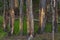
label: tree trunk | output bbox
[3,0,9,32]
[26,0,30,35]
[51,0,58,40]
[9,0,15,35]
[3,0,6,31]
[26,0,34,40]
[19,0,23,35]
[39,0,47,33]
[14,0,19,8]
[14,0,19,18]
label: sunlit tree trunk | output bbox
[9,0,15,35]
[19,0,23,35]
[26,0,34,40]
[51,0,58,40]
[39,0,47,33]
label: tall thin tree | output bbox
[3,0,9,32]
[3,0,6,31]
[9,0,15,35]
[19,0,23,35]
[39,0,47,33]
[51,0,58,40]
[26,0,34,40]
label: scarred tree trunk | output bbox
[39,0,47,33]
[14,0,19,18]
[19,0,23,35]
[26,0,34,40]
[9,0,15,35]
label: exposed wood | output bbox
[9,0,15,35]
[39,0,47,33]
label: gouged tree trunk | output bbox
[39,0,46,33]
[9,0,15,35]
[26,0,34,39]
[14,0,19,18]
[9,9,15,35]
[19,0,23,35]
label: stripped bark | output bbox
[9,0,15,35]
[39,0,47,33]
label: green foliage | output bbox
[14,19,20,35]
[0,2,3,7]
[34,21,38,33]
[45,22,52,32]
[33,0,39,3]
[23,16,27,35]
[0,16,3,27]
[34,8,39,13]
[0,16,60,38]
[0,16,7,40]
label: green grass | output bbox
[14,19,20,35]
[45,22,52,32]
[0,16,3,27]
[0,16,7,39]
[34,21,39,33]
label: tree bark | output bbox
[19,0,23,35]
[9,0,15,35]
[39,0,47,33]
[3,0,9,32]
[51,0,58,40]
[26,0,34,39]
[14,0,19,18]
[14,0,19,8]
[3,0,6,31]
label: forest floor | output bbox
[0,33,59,40]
